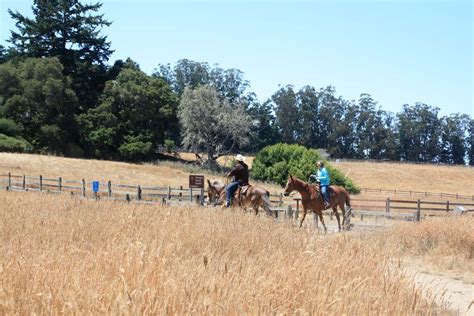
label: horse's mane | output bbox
[291,176,319,194]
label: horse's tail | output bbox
[345,191,351,208]
[262,190,272,215]
[344,189,354,217]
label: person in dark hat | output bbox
[225,154,249,207]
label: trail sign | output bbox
[92,181,99,192]
[189,175,204,189]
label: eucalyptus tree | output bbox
[297,85,320,148]
[272,85,299,144]
[154,59,251,105]
[397,103,441,162]
[439,114,471,164]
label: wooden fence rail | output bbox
[358,187,474,201]
[1,173,473,222]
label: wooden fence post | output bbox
[279,193,283,206]
[416,199,421,221]
[446,201,450,213]
[189,188,193,202]
[82,179,86,197]
[286,205,293,219]
[39,175,43,191]
[58,177,62,192]
[137,185,142,201]
[200,188,204,206]
[179,185,183,201]
[386,197,390,213]
[167,186,171,201]
[22,175,26,190]
[107,181,112,198]
[7,172,11,190]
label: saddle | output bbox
[237,184,251,207]
[308,183,333,201]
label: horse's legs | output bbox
[339,202,347,230]
[250,195,260,216]
[299,208,308,228]
[332,206,341,231]
[317,210,327,232]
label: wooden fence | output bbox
[1,173,472,222]
[358,187,474,201]
[0,172,292,214]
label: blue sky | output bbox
[1,0,472,117]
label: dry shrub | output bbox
[0,191,446,314]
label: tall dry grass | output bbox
[0,191,447,314]
[380,216,474,282]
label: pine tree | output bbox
[8,0,113,108]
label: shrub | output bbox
[118,135,153,161]
[0,118,20,137]
[252,143,360,193]
[0,133,32,153]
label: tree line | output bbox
[0,0,472,165]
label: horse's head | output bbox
[207,179,224,205]
[283,175,296,196]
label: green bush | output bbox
[0,133,32,153]
[0,118,20,137]
[164,139,176,154]
[118,135,153,161]
[252,143,360,194]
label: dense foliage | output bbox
[252,143,360,193]
[0,0,472,165]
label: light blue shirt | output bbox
[316,167,330,186]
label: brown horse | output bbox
[283,175,352,231]
[207,180,274,217]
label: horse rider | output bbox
[225,154,249,207]
[309,161,331,209]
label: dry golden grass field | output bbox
[1,190,472,314]
[1,153,473,314]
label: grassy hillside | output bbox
[335,160,474,196]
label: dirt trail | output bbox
[402,264,473,315]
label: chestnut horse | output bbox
[207,180,274,217]
[283,175,352,231]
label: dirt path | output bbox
[402,264,473,315]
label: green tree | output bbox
[0,57,79,154]
[7,0,113,109]
[247,100,280,152]
[154,59,251,105]
[77,67,178,161]
[297,85,320,148]
[397,103,441,162]
[440,114,470,164]
[178,85,252,168]
[272,85,299,144]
